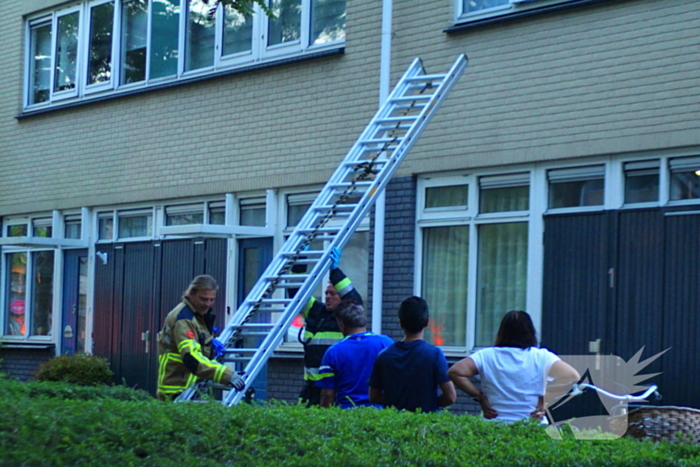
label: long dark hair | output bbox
[494,310,537,349]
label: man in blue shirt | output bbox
[369,296,456,412]
[317,301,393,408]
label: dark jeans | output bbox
[299,381,322,407]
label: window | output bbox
[624,160,659,204]
[98,213,114,240]
[479,173,529,213]
[32,218,53,238]
[28,20,52,105]
[120,0,148,84]
[87,1,115,88]
[286,192,315,228]
[475,222,528,346]
[457,0,577,23]
[64,215,83,239]
[25,0,345,109]
[548,165,605,209]
[3,250,55,338]
[165,204,205,225]
[208,201,226,225]
[54,9,81,96]
[98,209,153,240]
[418,173,532,349]
[669,156,700,201]
[425,184,468,209]
[422,225,469,346]
[240,198,266,227]
[118,210,153,238]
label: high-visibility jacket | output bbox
[299,268,362,382]
[156,298,233,399]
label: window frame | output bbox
[23,0,346,110]
[416,170,536,353]
[455,0,579,25]
[1,218,60,342]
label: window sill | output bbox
[445,0,611,33]
[0,342,55,349]
[17,47,344,120]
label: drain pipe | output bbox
[371,0,392,334]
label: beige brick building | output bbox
[2,0,699,411]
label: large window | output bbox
[457,0,578,23]
[418,174,531,349]
[25,0,345,108]
[3,250,55,339]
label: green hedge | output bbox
[1,378,699,467]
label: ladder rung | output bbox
[245,298,292,308]
[342,159,389,166]
[391,95,432,102]
[224,348,258,353]
[297,227,340,234]
[330,182,373,189]
[240,331,273,337]
[377,124,413,130]
[282,250,324,257]
[266,274,310,281]
[376,116,418,124]
[403,74,445,83]
[359,137,402,145]
[314,204,358,211]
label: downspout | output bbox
[372,0,392,334]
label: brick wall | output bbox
[0,348,54,381]
[380,176,416,340]
[267,356,305,404]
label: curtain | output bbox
[476,222,528,346]
[422,225,469,346]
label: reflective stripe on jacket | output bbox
[300,268,362,381]
[156,299,233,398]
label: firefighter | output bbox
[297,247,362,406]
[156,275,244,401]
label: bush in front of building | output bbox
[0,373,151,402]
[1,381,699,467]
[34,352,114,386]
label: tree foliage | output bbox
[204,0,274,18]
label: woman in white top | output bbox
[448,310,580,423]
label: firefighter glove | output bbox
[229,373,245,391]
[329,247,341,269]
[211,338,226,360]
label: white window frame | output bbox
[416,168,540,353]
[51,5,84,101]
[456,0,577,24]
[24,0,345,109]
[668,155,700,206]
[84,0,118,95]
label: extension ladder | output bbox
[176,54,468,406]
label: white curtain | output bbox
[476,222,528,346]
[422,225,469,346]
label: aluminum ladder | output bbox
[176,54,468,406]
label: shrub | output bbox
[0,375,152,402]
[34,353,114,386]
[0,389,699,467]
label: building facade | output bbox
[1,0,699,410]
